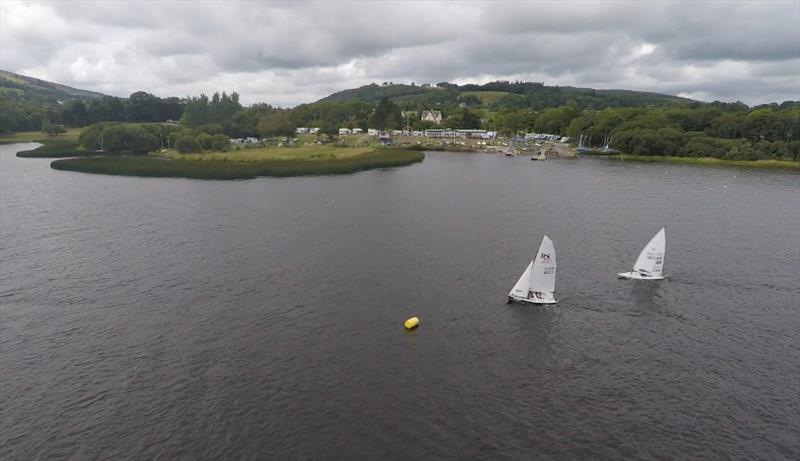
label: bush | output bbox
[210,134,230,151]
[175,135,202,153]
[79,122,116,150]
[197,132,213,150]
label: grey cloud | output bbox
[1,0,798,106]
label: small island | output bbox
[5,121,423,180]
[50,145,424,180]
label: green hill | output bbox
[318,81,695,110]
[0,69,106,105]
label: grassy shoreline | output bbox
[598,154,800,170]
[50,149,424,180]
[0,128,92,158]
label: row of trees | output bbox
[0,91,183,134]
[78,122,233,154]
[79,123,170,153]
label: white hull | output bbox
[617,271,665,280]
[507,293,557,305]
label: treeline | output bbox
[561,104,800,160]
[0,91,183,134]
[78,122,231,154]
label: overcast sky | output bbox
[2,1,798,106]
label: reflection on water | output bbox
[628,280,664,309]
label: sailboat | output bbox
[618,228,666,280]
[507,236,557,304]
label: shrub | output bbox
[210,134,230,151]
[197,132,214,150]
[175,135,202,153]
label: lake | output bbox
[1,144,798,460]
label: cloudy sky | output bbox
[1,1,798,106]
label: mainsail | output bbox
[529,235,556,294]
[632,228,666,276]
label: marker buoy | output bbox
[404,317,420,330]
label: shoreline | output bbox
[1,128,90,158]
[596,154,800,171]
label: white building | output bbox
[339,128,351,135]
[421,110,443,125]
[425,129,464,138]
[352,128,363,134]
[367,128,379,136]
[309,127,320,134]
[295,127,309,134]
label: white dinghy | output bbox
[618,227,666,280]
[508,236,557,304]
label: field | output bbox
[51,148,424,180]
[170,145,375,162]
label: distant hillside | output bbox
[318,81,696,111]
[0,69,106,105]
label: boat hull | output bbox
[617,271,665,280]
[507,294,557,305]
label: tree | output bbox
[446,108,482,129]
[369,98,402,129]
[126,91,160,122]
[175,135,202,153]
[62,100,88,127]
[257,110,294,137]
[41,120,66,136]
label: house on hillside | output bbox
[296,127,309,134]
[421,110,443,125]
[352,128,363,134]
[368,128,379,136]
[339,128,351,135]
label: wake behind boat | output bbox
[508,235,557,304]
[618,227,666,280]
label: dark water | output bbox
[1,144,798,460]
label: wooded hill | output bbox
[318,81,694,111]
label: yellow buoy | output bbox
[404,317,420,330]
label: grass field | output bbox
[0,127,82,144]
[605,154,800,170]
[51,148,424,180]
[169,145,375,162]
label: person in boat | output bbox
[528,290,542,299]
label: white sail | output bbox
[632,228,666,276]
[509,261,533,298]
[529,235,557,293]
